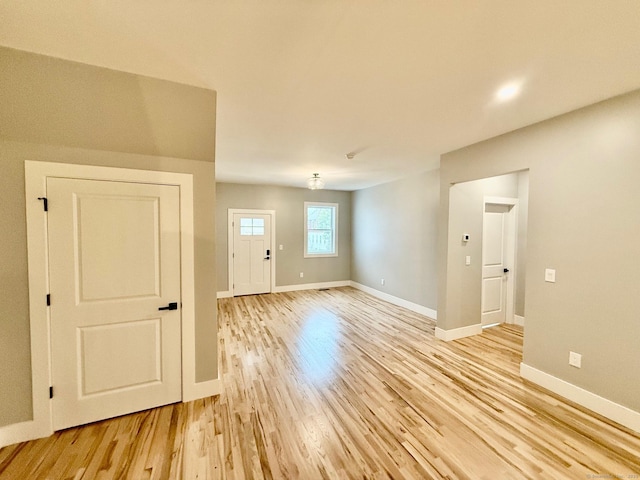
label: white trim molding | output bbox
[520,363,640,434]
[274,280,351,293]
[217,291,233,299]
[482,196,518,328]
[0,420,50,450]
[183,379,222,403]
[350,282,437,320]
[435,323,483,341]
[513,315,525,327]
[20,160,205,448]
[304,202,339,258]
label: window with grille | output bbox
[239,217,265,236]
[304,202,338,257]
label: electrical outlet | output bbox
[299,272,304,278]
[569,351,582,368]
[381,278,385,286]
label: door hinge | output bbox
[46,294,51,306]
[37,197,48,212]
[49,386,53,399]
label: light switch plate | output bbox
[569,351,582,368]
[545,268,556,283]
[465,256,471,266]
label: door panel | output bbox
[482,277,503,314]
[250,239,267,283]
[79,319,162,395]
[76,194,160,301]
[48,178,182,431]
[482,213,505,266]
[233,213,271,296]
[481,204,510,326]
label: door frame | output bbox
[23,161,197,442]
[227,208,276,296]
[482,196,518,326]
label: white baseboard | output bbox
[183,378,221,403]
[434,323,482,341]
[221,281,351,298]
[273,280,351,293]
[513,315,525,326]
[520,363,640,434]
[0,378,222,449]
[349,282,437,320]
[0,419,52,449]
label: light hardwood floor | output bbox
[1,287,639,479]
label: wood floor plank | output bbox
[1,286,639,479]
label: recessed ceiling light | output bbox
[495,82,521,102]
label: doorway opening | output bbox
[447,170,529,332]
[482,198,517,328]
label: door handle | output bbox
[264,249,270,260]
[503,268,510,273]
[158,302,178,311]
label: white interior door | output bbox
[233,213,271,296]
[47,178,182,431]
[481,203,515,327]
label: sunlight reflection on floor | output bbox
[296,310,339,385]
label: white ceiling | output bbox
[2,1,640,190]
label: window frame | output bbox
[304,202,339,258]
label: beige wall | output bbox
[0,47,217,428]
[216,183,351,290]
[351,170,440,310]
[439,89,640,411]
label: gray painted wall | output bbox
[351,170,440,311]
[447,172,528,320]
[438,89,640,411]
[0,47,218,428]
[216,183,351,291]
[516,171,529,316]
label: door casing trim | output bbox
[22,160,198,444]
[482,196,518,325]
[227,208,276,296]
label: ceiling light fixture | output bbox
[307,173,325,190]
[495,82,522,102]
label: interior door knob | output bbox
[503,268,510,273]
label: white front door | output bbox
[233,213,271,296]
[47,178,182,431]
[481,203,515,327]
